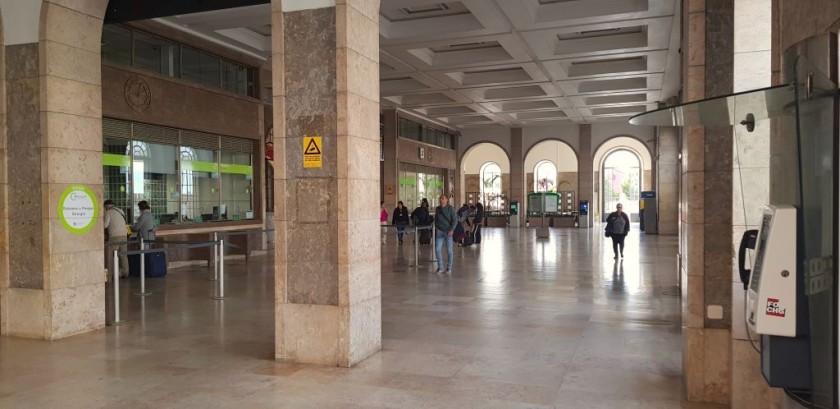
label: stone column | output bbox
[272,0,382,367]
[0,1,107,339]
[509,128,524,226]
[656,126,679,235]
[577,124,593,228]
[381,109,398,205]
[681,0,734,404]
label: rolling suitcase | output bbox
[128,251,168,278]
[419,228,431,245]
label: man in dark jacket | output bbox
[392,201,410,245]
[434,194,457,274]
[605,203,631,259]
[473,202,485,246]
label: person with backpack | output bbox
[473,202,485,246]
[103,200,129,278]
[411,198,432,245]
[434,194,457,274]
[605,203,631,259]
[392,201,410,245]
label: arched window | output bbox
[602,149,641,218]
[480,162,502,211]
[534,160,557,192]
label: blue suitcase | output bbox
[128,251,168,277]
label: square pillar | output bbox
[577,125,593,228]
[509,128,524,226]
[272,0,382,367]
[1,1,107,340]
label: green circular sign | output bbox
[58,185,98,234]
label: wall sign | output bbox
[58,185,98,234]
[303,136,322,168]
[419,147,425,160]
[124,76,152,112]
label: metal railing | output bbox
[106,236,227,326]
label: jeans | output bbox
[611,234,626,256]
[381,221,387,243]
[396,223,406,242]
[474,224,482,244]
[435,229,454,270]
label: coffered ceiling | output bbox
[155,0,681,129]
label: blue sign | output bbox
[641,191,656,199]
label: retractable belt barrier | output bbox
[107,236,227,327]
[381,224,437,267]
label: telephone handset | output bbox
[738,229,759,290]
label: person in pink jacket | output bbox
[380,201,388,245]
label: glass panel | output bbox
[794,56,837,408]
[131,142,178,225]
[629,84,794,127]
[602,151,641,218]
[133,31,180,77]
[247,67,257,97]
[220,151,253,221]
[180,147,219,223]
[182,47,221,88]
[221,60,248,95]
[101,25,132,66]
[103,137,131,218]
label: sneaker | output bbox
[435,269,444,274]
[445,269,452,274]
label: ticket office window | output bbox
[102,120,256,225]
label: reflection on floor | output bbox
[0,227,727,408]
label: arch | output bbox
[460,142,511,207]
[591,136,652,222]
[523,138,579,162]
[460,140,511,164]
[522,139,579,215]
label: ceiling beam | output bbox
[105,0,270,23]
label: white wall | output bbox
[522,124,580,155]
[593,136,653,171]
[458,127,513,159]
[462,143,510,173]
[591,123,656,157]
[524,140,578,173]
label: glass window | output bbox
[180,147,219,223]
[601,150,641,217]
[133,31,180,77]
[222,60,251,95]
[220,151,254,221]
[480,162,503,211]
[103,137,132,218]
[534,160,558,193]
[182,47,221,88]
[102,25,132,66]
[132,142,178,224]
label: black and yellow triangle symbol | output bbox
[304,138,321,155]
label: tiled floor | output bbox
[0,226,727,408]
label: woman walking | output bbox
[392,201,410,245]
[605,203,631,259]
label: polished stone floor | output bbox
[0,227,726,408]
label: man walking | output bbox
[434,194,457,274]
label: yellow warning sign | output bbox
[303,136,322,168]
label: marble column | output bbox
[272,0,382,367]
[656,126,679,235]
[0,1,107,339]
[509,128,524,226]
[577,125,593,228]
[681,0,734,404]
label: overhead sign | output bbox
[303,136,322,169]
[58,185,98,234]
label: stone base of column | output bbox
[276,297,381,367]
[0,284,105,340]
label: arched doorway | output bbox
[524,140,578,215]
[601,149,642,219]
[592,136,653,222]
[460,143,510,209]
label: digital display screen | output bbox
[749,213,774,292]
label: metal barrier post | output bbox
[414,227,419,267]
[209,232,219,281]
[432,224,437,263]
[134,238,151,296]
[108,250,127,326]
[211,239,229,300]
